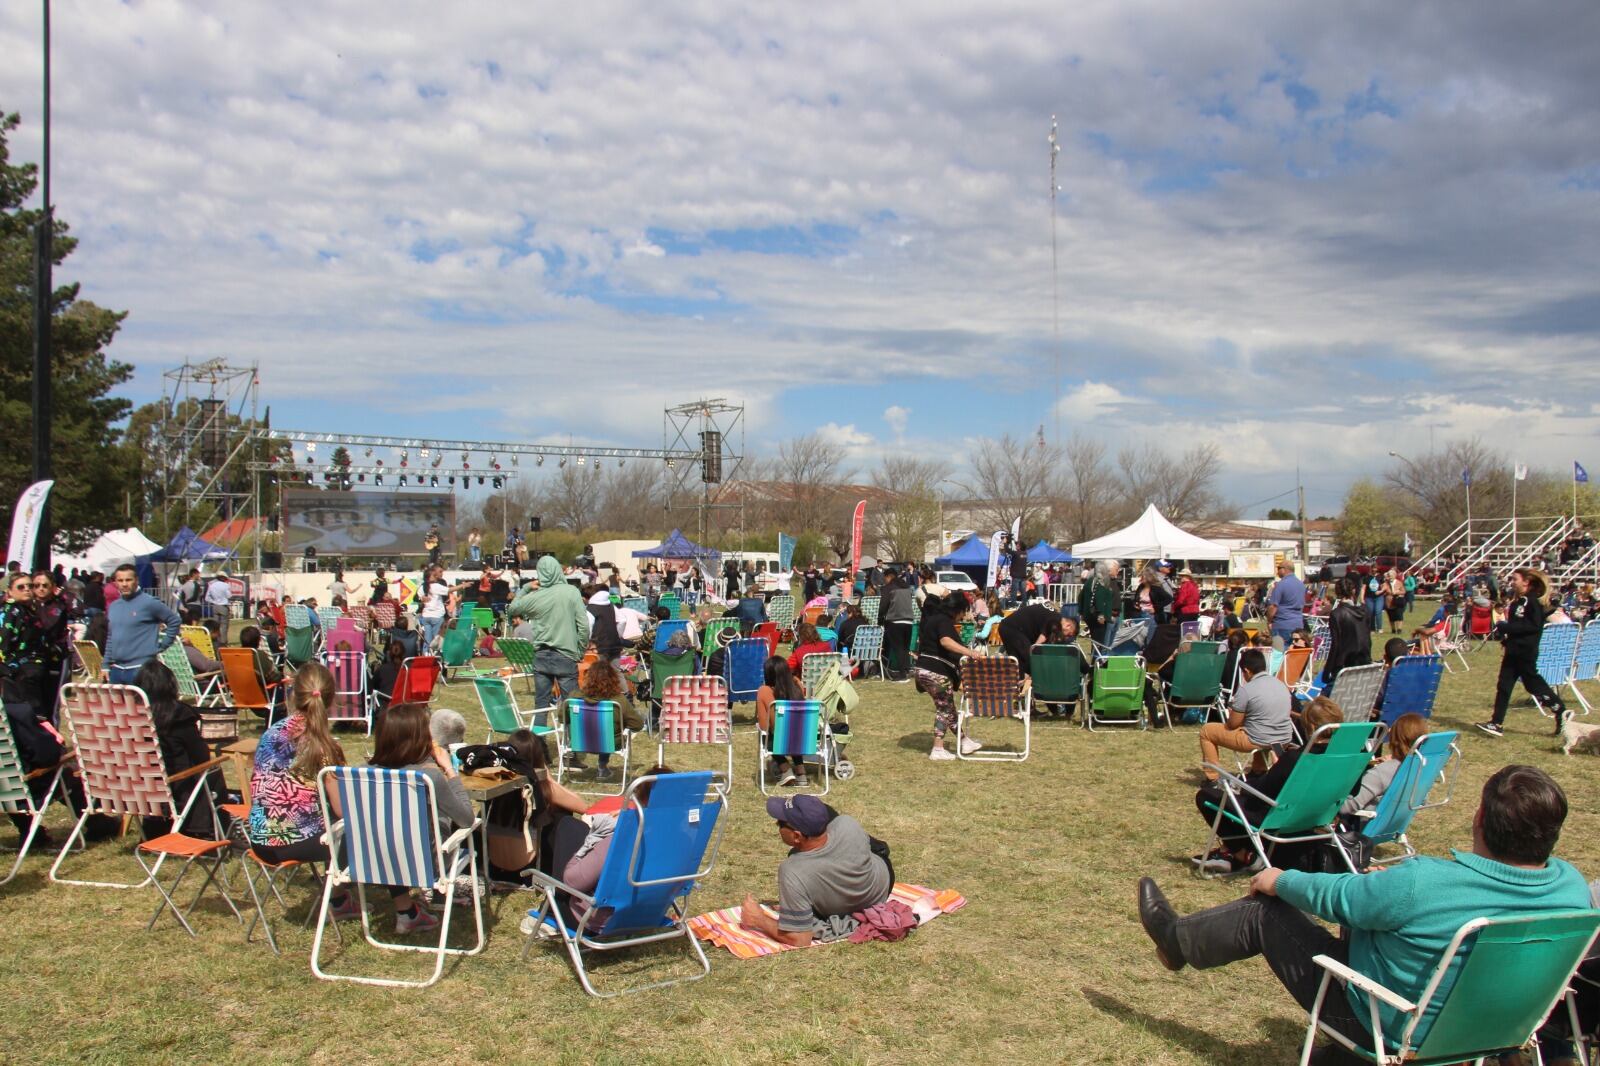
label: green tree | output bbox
[0,112,134,549]
[1266,507,1295,521]
[1337,479,1407,556]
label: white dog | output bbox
[1559,714,1600,755]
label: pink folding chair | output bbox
[656,676,734,787]
[326,649,375,734]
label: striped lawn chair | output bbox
[472,676,558,746]
[801,652,850,699]
[767,594,796,639]
[321,605,344,627]
[561,699,632,795]
[1431,612,1472,673]
[759,700,829,796]
[326,649,374,734]
[180,625,218,663]
[1377,655,1446,726]
[957,655,1030,761]
[859,595,880,625]
[325,622,366,658]
[74,639,105,681]
[723,637,766,705]
[370,601,398,629]
[1535,622,1583,717]
[658,593,680,617]
[158,641,225,708]
[1572,620,1600,714]
[311,766,484,989]
[497,636,538,696]
[700,618,741,657]
[345,605,375,632]
[652,619,692,653]
[0,706,73,885]
[622,596,648,614]
[521,771,727,997]
[849,625,885,681]
[52,684,238,936]
[1326,663,1386,724]
[283,603,314,631]
[656,676,734,786]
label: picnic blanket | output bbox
[688,883,967,959]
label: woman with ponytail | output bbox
[247,663,421,928]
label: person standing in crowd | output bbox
[880,569,915,682]
[1139,564,1174,625]
[1384,568,1408,634]
[1402,568,1417,614]
[1364,569,1386,633]
[1478,568,1570,738]
[1010,541,1030,606]
[1265,559,1306,646]
[369,567,390,605]
[204,571,233,624]
[424,525,442,567]
[1171,567,1201,623]
[1078,560,1121,648]
[1320,577,1371,687]
[0,571,48,714]
[326,569,348,605]
[417,565,450,652]
[916,589,982,761]
[507,555,590,711]
[104,564,183,685]
[585,586,625,666]
[176,568,204,614]
[30,571,80,718]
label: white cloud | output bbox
[883,405,910,442]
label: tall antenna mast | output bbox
[1048,115,1062,446]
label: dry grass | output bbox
[2,605,1596,1064]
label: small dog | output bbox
[1559,713,1600,755]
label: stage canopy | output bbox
[631,529,721,560]
[1070,504,1229,561]
[1029,539,1073,564]
[934,536,992,567]
[146,526,237,564]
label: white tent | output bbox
[58,528,165,573]
[1071,504,1230,561]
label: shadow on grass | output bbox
[1081,987,1305,1065]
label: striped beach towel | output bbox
[689,883,967,960]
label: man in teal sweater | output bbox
[1138,765,1589,1062]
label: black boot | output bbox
[1137,878,1186,971]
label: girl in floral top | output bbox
[248,663,420,928]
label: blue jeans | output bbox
[469,546,481,562]
[419,614,444,651]
[1366,597,1384,629]
[107,665,144,685]
[533,648,579,712]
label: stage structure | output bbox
[664,398,746,549]
[160,358,261,549]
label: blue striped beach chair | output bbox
[1571,620,1600,713]
[1376,654,1445,726]
[311,766,484,988]
[561,699,632,796]
[1536,621,1583,717]
[759,700,829,796]
[722,637,766,705]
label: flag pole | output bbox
[1511,462,1517,539]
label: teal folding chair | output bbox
[438,621,481,683]
[1346,731,1460,869]
[1031,644,1087,715]
[472,676,558,746]
[1158,642,1225,724]
[498,637,538,695]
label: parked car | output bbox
[1320,556,1353,579]
[935,570,979,593]
[1371,555,1414,575]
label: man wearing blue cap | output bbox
[739,794,892,946]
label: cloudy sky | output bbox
[3,0,1597,515]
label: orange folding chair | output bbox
[220,648,289,725]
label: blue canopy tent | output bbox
[631,529,721,561]
[145,526,236,564]
[933,536,991,568]
[1029,539,1073,564]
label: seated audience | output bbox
[786,623,835,674]
[1340,712,1429,819]
[739,794,892,946]
[571,661,644,783]
[758,656,812,786]
[481,729,588,884]
[134,660,230,839]
[239,625,288,717]
[1198,648,1294,782]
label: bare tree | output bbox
[1115,442,1227,526]
[871,456,951,562]
[541,461,604,533]
[1057,433,1119,543]
[1384,437,1511,543]
[768,433,851,535]
[595,461,668,534]
[962,433,1062,541]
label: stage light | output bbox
[492,476,503,489]
[357,473,366,483]
[461,451,469,464]
[577,456,585,466]
[433,456,443,468]
[364,448,373,458]
[269,474,278,485]
[400,450,409,468]
[665,459,676,469]
[448,476,456,486]
[430,475,438,487]
[618,459,625,468]
[375,474,384,486]
[306,442,317,453]
[477,476,485,486]
[510,455,518,467]
[419,448,431,459]
[399,475,408,487]
[558,458,567,468]
[534,454,543,466]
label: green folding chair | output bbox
[652,650,698,702]
[472,676,558,746]
[284,626,318,669]
[1030,644,1086,715]
[498,637,537,695]
[471,607,496,634]
[1086,655,1146,730]
[701,618,741,657]
[1158,642,1226,725]
[659,593,680,616]
[439,622,481,683]
[1198,721,1380,880]
[1301,909,1600,1065]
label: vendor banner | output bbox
[849,501,867,578]
[7,480,53,568]
[985,530,1005,589]
[778,532,796,572]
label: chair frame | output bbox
[800,652,850,699]
[1158,643,1226,724]
[1346,731,1461,870]
[1376,654,1446,725]
[956,654,1031,761]
[325,647,376,735]
[1326,663,1387,724]
[219,646,287,726]
[722,637,767,704]
[0,709,73,886]
[471,675,557,745]
[559,699,633,796]
[849,624,886,681]
[1030,643,1088,714]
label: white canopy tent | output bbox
[55,528,165,574]
[1071,504,1230,561]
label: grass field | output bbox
[3,604,1597,1064]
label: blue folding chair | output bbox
[622,596,648,614]
[1572,620,1600,714]
[1376,655,1445,725]
[1347,730,1460,869]
[310,766,485,989]
[521,771,728,998]
[653,619,691,653]
[722,637,766,705]
[1536,621,1583,717]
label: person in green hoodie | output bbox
[1137,764,1589,1063]
[506,555,591,711]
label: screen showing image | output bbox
[281,488,455,556]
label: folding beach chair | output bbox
[723,637,766,705]
[1571,620,1600,714]
[1376,654,1445,725]
[859,595,880,625]
[750,622,780,658]
[1299,910,1600,1066]
[325,649,374,734]
[239,845,323,956]
[1535,621,1583,717]
[1158,643,1226,724]
[658,593,680,617]
[284,623,319,670]
[759,700,829,796]
[656,676,734,786]
[800,604,827,629]
[1346,730,1460,870]
[51,684,239,935]
[560,699,632,795]
[387,656,441,709]
[650,649,698,707]
[521,771,727,998]
[622,596,648,614]
[1197,721,1380,880]
[370,601,397,629]
[1466,601,1495,649]
[497,636,538,695]
[957,655,1030,761]
[472,675,557,744]
[325,621,366,658]
[1325,663,1386,723]
[180,625,217,663]
[73,639,105,682]
[801,652,850,699]
[219,647,287,725]
[700,618,741,657]
[767,594,796,639]
[158,641,225,708]
[652,619,692,653]
[1430,612,1472,673]
[1031,644,1087,715]
[310,766,485,989]
[1086,654,1147,731]
[849,624,885,681]
[0,706,73,886]
[1276,645,1315,695]
[345,605,374,632]
[470,607,496,634]
[438,620,481,682]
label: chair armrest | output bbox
[1203,763,1278,807]
[439,820,481,855]
[522,865,596,908]
[167,754,231,784]
[1313,954,1416,1013]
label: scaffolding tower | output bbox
[663,398,746,549]
[160,359,261,557]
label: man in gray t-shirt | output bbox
[1198,649,1294,782]
[739,794,891,946]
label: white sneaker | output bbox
[929,745,957,761]
[960,735,983,755]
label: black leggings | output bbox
[1491,648,1566,724]
[252,838,407,899]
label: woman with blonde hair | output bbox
[1341,713,1429,816]
[1478,567,1569,738]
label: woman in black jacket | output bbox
[1320,577,1371,686]
[1478,568,1569,738]
[134,660,231,839]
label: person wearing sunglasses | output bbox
[29,571,81,720]
[1,572,48,715]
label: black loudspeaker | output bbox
[530,516,542,533]
[459,559,483,572]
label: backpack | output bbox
[811,661,860,720]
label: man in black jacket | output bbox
[1477,567,1569,738]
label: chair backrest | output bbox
[701,618,741,657]
[769,700,823,757]
[564,699,621,756]
[60,684,175,818]
[473,676,523,735]
[471,608,496,631]
[180,625,216,662]
[723,638,766,703]
[346,605,374,631]
[659,593,680,615]
[1030,644,1084,703]
[284,625,318,667]
[850,625,884,663]
[396,656,440,704]
[1536,621,1582,687]
[371,601,397,629]
[959,655,1022,718]
[658,676,732,745]
[1468,603,1495,635]
[219,647,272,708]
[767,595,795,632]
[1360,731,1459,845]
[1327,663,1387,723]
[590,772,725,935]
[283,603,313,631]
[1378,655,1445,725]
[1168,647,1226,703]
[1275,645,1313,688]
[751,622,780,658]
[322,605,344,625]
[1577,620,1600,682]
[621,596,648,614]
[498,637,537,674]
[651,649,698,699]
[1092,655,1146,715]
[801,653,849,698]
[800,605,826,627]
[74,639,104,680]
[325,649,369,722]
[0,709,34,815]
[652,619,691,653]
[1258,722,1382,833]
[1409,911,1600,1061]
[439,623,477,667]
[325,625,365,658]
[859,595,880,624]
[321,766,442,890]
[157,642,206,702]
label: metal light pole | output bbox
[31,0,54,570]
